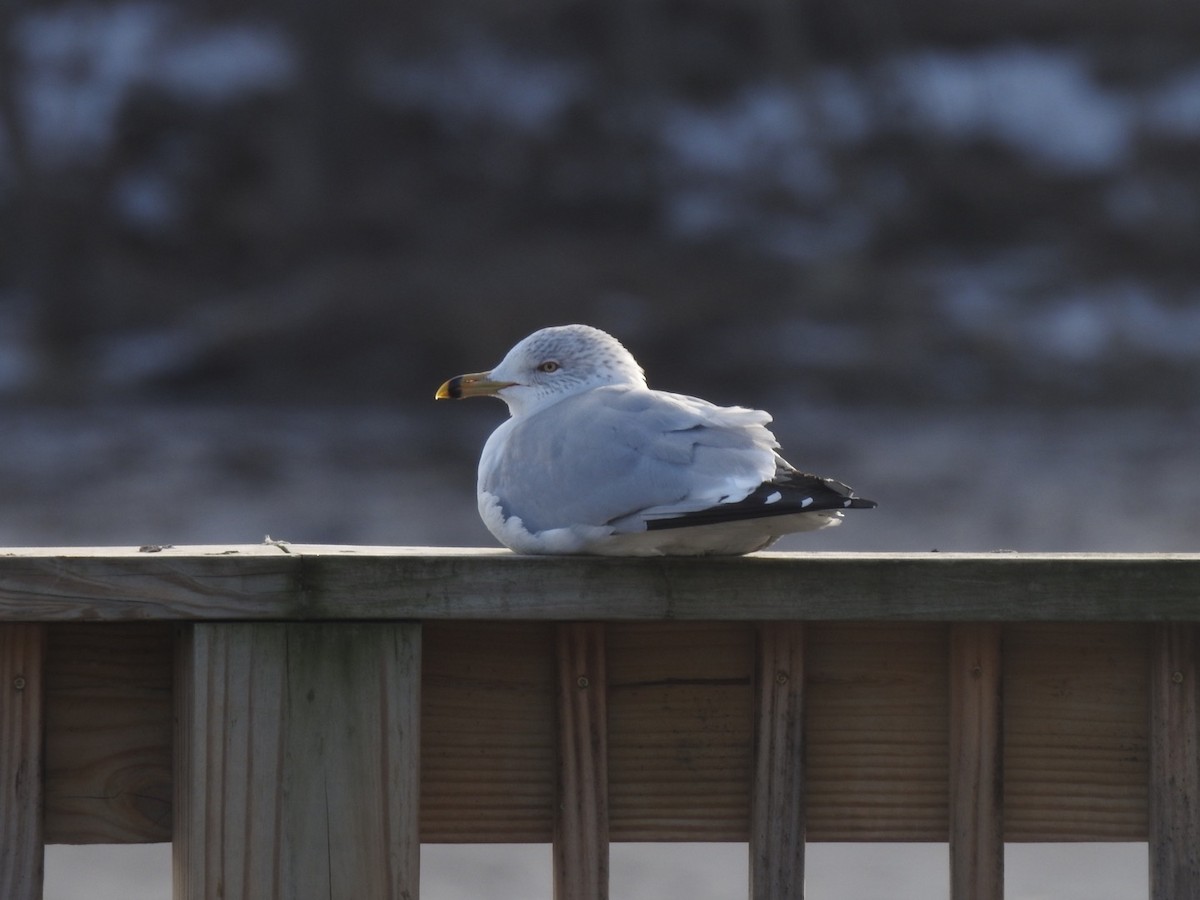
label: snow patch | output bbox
[110,167,181,230]
[367,34,587,136]
[938,263,1200,364]
[154,23,293,105]
[658,86,831,187]
[1027,286,1200,363]
[883,46,1134,172]
[1145,64,1200,137]
[655,83,867,256]
[95,328,208,386]
[13,1,295,167]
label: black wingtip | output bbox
[644,474,876,531]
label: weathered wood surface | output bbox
[39,619,1161,846]
[173,622,421,900]
[949,624,1003,900]
[0,623,45,900]
[1004,623,1148,840]
[1149,623,1200,900]
[805,624,949,840]
[421,622,556,842]
[44,623,173,843]
[14,549,1199,900]
[750,624,806,900]
[555,624,609,900]
[607,623,753,840]
[1,547,1199,621]
[36,620,1163,847]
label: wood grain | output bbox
[750,624,806,900]
[173,622,421,900]
[1004,623,1148,840]
[1149,623,1200,900]
[0,623,45,900]
[555,624,609,900]
[607,623,754,841]
[44,623,173,843]
[949,624,1002,900]
[0,547,1198,622]
[34,617,1183,847]
[17,549,1200,900]
[806,623,950,841]
[421,622,557,842]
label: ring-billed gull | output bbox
[436,324,875,555]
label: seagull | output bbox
[436,324,875,555]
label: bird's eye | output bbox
[537,360,560,373]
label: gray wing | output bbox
[479,385,781,535]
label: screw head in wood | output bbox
[1173,671,1185,684]
[577,675,589,689]
[12,675,26,691]
[775,671,789,686]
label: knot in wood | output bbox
[775,670,789,686]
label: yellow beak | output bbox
[435,371,516,400]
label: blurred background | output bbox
[3,0,1196,895]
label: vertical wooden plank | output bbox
[0,624,45,900]
[1004,623,1148,840]
[607,623,754,841]
[949,623,1003,900]
[421,622,557,843]
[1149,623,1200,900]
[174,622,421,900]
[44,623,174,843]
[282,623,421,898]
[555,623,608,900]
[173,623,283,897]
[750,623,805,900]
[805,623,949,841]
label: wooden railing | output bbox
[2,547,1199,899]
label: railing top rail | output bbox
[0,546,1197,623]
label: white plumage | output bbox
[436,324,875,556]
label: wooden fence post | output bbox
[174,622,422,900]
[1150,622,1200,900]
[555,623,609,900]
[949,623,1003,900]
[0,624,45,900]
[751,623,806,900]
